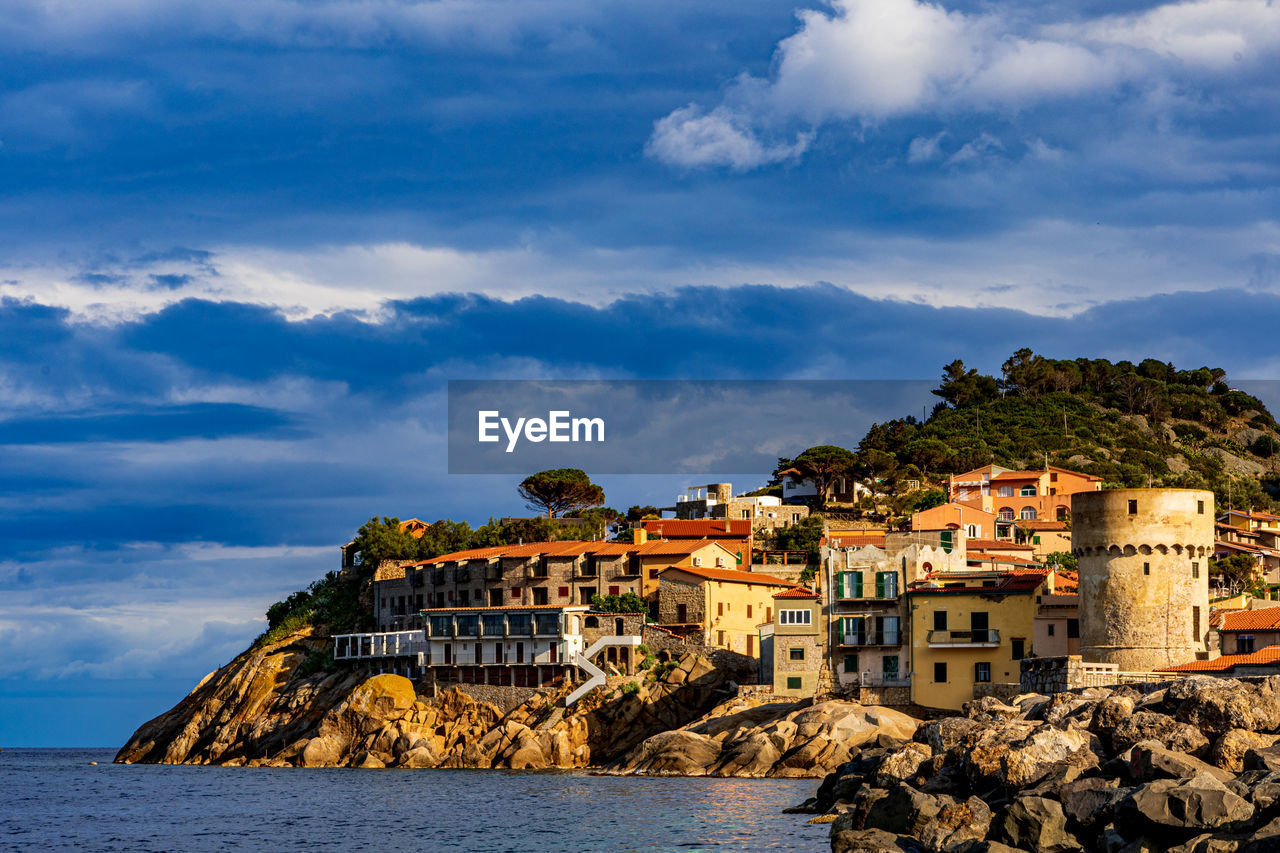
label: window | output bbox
[1020,507,1038,520]
[786,676,802,690]
[1128,499,1138,514]
[1241,635,1256,653]
[532,588,549,605]
[966,524,978,537]
[975,662,991,682]
[779,609,812,625]
[789,647,805,661]
[1050,473,1058,482]
[843,653,858,673]
[1192,561,1200,579]
[1198,500,1205,515]
[1056,506,1068,521]
[997,507,1015,521]
[933,610,947,631]
[676,603,687,622]
[1047,623,1056,636]
[1067,619,1080,639]
[1193,606,1201,639]
[746,604,753,618]
[692,557,702,567]
[882,655,899,680]
[998,485,1015,497]
[741,510,750,519]
[934,661,947,682]
[1011,638,1025,660]
[1143,562,1150,575]
[648,569,659,580]
[1020,485,1037,496]
[876,571,899,599]
[511,587,522,600]
[558,586,569,598]
[608,585,619,596]
[717,602,724,617]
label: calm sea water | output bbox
[0,749,828,852]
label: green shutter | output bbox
[940,530,954,553]
[853,572,863,598]
[875,572,886,599]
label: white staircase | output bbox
[564,635,643,706]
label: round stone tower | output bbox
[1072,488,1213,672]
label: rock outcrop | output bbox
[808,676,1280,853]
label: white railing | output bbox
[333,630,425,660]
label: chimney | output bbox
[633,527,648,545]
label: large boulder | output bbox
[1214,730,1280,773]
[876,742,933,786]
[1092,695,1136,734]
[299,734,346,767]
[1124,771,1255,831]
[1058,778,1132,830]
[830,822,926,853]
[1000,796,1081,852]
[966,721,1100,789]
[1111,712,1210,756]
[1130,742,1235,784]
[619,730,722,775]
[1167,677,1280,737]
[917,717,983,754]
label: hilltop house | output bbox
[667,482,809,531]
[947,464,1102,538]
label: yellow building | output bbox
[657,566,795,657]
[907,569,1046,710]
[772,587,822,697]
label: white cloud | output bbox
[648,0,1280,170]
[645,105,812,171]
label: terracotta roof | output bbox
[1215,540,1269,554]
[419,604,588,613]
[1219,609,1280,632]
[967,539,1035,551]
[1161,645,1280,673]
[1015,520,1070,530]
[1052,570,1079,593]
[990,471,1044,481]
[635,539,731,557]
[1046,465,1102,481]
[967,554,1042,567]
[909,569,1047,595]
[774,586,819,599]
[660,565,794,586]
[639,519,752,538]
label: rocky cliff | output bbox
[116,628,919,778]
[798,677,1280,853]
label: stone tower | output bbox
[1073,488,1213,672]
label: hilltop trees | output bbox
[518,468,605,518]
[789,445,857,509]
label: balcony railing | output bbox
[839,632,902,647]
[927,629,1001,647]
[836,590,900,601]
[333,631,425,659]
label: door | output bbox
[746,634,754,656]
[515,642,525,663]
[971,612,989,643]
[677,603,687,623]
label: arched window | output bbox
[997,507,1015,521]
[584,616,599,629]
[966,524,978,537]
[1020,507,1038,520]
[1020,485,1037,496]
[997,485,1014,497]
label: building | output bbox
[1013,520,1072,559]
[372,537,741,630]
[668,482,810,531]
[1217,608,1280,655]
[911,502,996,540]
[1214,519,1280,594]
[948,464,1102,538]
[772,587,822,697]
[638,519,753,566]
[907,568,1047,710]
[1159,646,1280,678]
[777,469,871,507]
[334,604,592,687]
[1074,488,1214,672]
[823,529,969,692]
[656,565,795,656]
[1033,569,1080,656]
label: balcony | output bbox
[333,631,425,660]
[927,629,1001,648]
[839,632,902,647]
[836,590,900,602]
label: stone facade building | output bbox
[656,565,794,657]
[772,588,822,697]
[1074,488,1214,672]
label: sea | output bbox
[0,749,829,852]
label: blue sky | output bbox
[3,0,1280,747]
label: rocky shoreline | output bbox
[115,627,917,779]
[796,677,1280,852]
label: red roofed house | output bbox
[1159,644,1280,677]
[947,464,1102,539]
[637,519,753,567]
[1217,606,1280,655]
[912,502,996,540]
[656,564,795,658]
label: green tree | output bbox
[517,468,605,518]
[770,514,825,561]
[1210,554,1261,592]
[1042,552,1078,572]
[911,488,947,512]
[589,592,648,613]
[792,445,857,508]
[933,359,1000,407]
[349,516,419,566]
[626,505,661,522]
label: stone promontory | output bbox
[115,627,916,777]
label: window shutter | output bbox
[853,572,863,598]
[837,572,846,599]
[875,572,886,599]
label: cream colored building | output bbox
[657,566,794,657]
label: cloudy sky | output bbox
[3,0,1280,746]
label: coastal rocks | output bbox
[1111,712,1211,756]
[1213,731,1280,773]
[1165,677,1280,737]
[618,698,919,778]
[1000,797,1079,852]
[300,735,346,768]
[1124,772,1255,830]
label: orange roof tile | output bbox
[635,539,732,557]
[1219,609,1280,632]
[990,471,1044,481]
[1161,645,1280,672]
[660,565,794,586]
[639,519,752,538]
[826,533,887,548]
[774,586,819,599]
[967,539,1036,551]
[419,604,588,613]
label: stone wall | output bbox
[418,680,551,714]
[657,577,705,627]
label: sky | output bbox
[3,0,1280,747]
